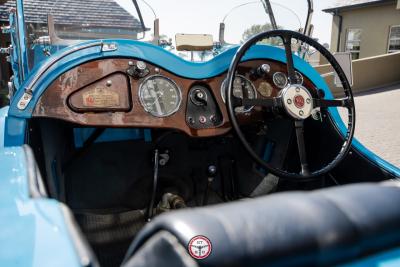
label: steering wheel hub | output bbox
[281,84,313,120]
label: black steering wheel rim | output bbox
[226,30,356,180]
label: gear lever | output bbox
[203,165,217,206]
[147,149,159,221]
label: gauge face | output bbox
[273,72,288,89]
[139,75,182,117]
[258,82,274,97]
[221,75,257,113]
[295,71,304,85]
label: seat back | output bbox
[123,182,400,267]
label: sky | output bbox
[117,0,338,46]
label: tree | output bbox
[241,23,282,45]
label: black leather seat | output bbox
[123,182,400,267]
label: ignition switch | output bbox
[191,87,208,106]
[126,60,150,79]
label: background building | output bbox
[324,0,400,59]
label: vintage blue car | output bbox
[1,0,400,266]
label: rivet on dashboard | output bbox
[128,61,134,66]
[299,110,304,116]
[106,80,112,87]
[154,68,160,73]
[287,99,292,105]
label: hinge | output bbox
[17,90,33,110]
[0,46,11,54]
[101,42,118,52]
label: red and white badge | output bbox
[188,235,212,260]
[294,94,305,109]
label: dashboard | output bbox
[33,58,317,137]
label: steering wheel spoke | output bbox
[294,120,310,175]
[314,97,351,108]
[282,34,297,84]
[239,97,282,108]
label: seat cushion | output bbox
[123,182,400,267]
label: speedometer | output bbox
[221,75,257,113]
[139,75,182,117]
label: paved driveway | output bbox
[346,84,400,168]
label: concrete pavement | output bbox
[343,84,400,168]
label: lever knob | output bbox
[207,165,217,177]
[257,64,271,76]
[193,89,208,106]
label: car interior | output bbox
[23,31,399,267]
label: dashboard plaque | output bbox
[83,87,120,108]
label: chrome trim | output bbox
[26,41,104,92]
[281,84,313,120]
[17,41,105,110]
[23,145,48,198]
[60,204,99,267]
[138,75,183,118]
[101,42,118,52]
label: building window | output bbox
[388,25,400,53]
[345,29,362,60]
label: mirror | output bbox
[175,34,214,51]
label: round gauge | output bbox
[221,75,257,113]
[258,82,274,97]
[295,71,304,85]
[273,72,288,89]
[139,75,182,117]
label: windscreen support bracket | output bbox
[261,0,278,30]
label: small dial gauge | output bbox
[273,72,288,89]
[139,75,182,117]
[221,75,257,113]
[295,71,304,85]
[258,82,274,97]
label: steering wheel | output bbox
[226,30,355,180]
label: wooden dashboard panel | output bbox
[33,58,317,137]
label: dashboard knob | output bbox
[207,165,217,177]
[256,64,271,76]
[136,60,147,70]
[192,88,208,106]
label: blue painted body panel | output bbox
[8,10,21,89]
[73,128,145,148]
[0,106,8,148]
[4,115,26,147]
[15,0,29,80]
[340,247,400,267]
[0,146,81,267]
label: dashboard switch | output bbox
[126,61,150,79]
[199,116,207,124]
[191,87,208,106]
[257,64,271,75]
[186,85,223,129]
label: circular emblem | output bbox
[294,94,305,109]
[188,235,212,260]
